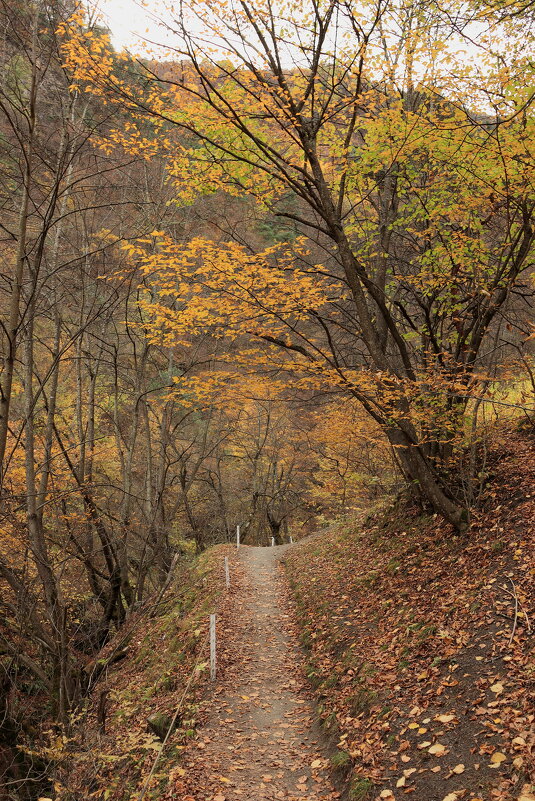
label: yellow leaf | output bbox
[436,714,455,723]
[489,751,506,766]
[490,681,504,694]
[396,777,406,788]
[428,743,447,756]
[452,764,465,774]
[311,759,323,769]
[171,767,186,777]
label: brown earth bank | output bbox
[283,427,535,801]
[53,545,234,800]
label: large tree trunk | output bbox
[386,427,468,529]
[306,144,468,529]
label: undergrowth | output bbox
[54,544,230,801]
[285,428,535,801]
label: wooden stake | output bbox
[224,556,230,588]
[236,524,240,549]
[271,537,275,547]
[210,614,216,681]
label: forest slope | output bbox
[53,544,232,801]
[284,427,535,801]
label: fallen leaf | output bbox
[436,714,455,723]
[452,764,465,774]
[490,681,504,694]
[396,777,406,788]
[489,752,506,766]
[311,759,323,769]
[518,784,535,801]
[428,743,447,756]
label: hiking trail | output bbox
[180,545,340,801]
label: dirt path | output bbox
[181,545,339,801]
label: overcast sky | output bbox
[96,0,165,51]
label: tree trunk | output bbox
[386,427,468,529]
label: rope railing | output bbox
[136,630,210,801]
[136,548,234,801]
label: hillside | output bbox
[284,428,535,801]
[54,545,233,800]
[44,427,535,801]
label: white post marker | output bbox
[224,556,230,588]
[271,537,275,547]
[210,614,216,681]
[236,524,240,549]
[290,536,293,544]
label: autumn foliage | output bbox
[0,0,534,796]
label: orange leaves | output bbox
[126,233,330,355]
